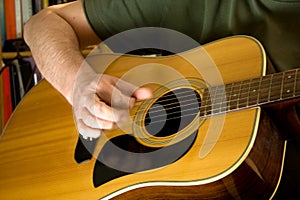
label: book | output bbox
[0,0,6,46]
[14,0,23,38]
[42,0,48,9]
[4,0,17,39]
[21,0,33,25]
[32,0,42,14]
[2,0,16,125]
[1,62,13,124]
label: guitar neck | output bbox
[200,68,300,117]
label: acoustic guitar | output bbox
[0,36,299,199]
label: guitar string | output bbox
[135,73,293,107]
[134,68,299,106]
[95,71,298,125]
[139,89,204,106]
[127,79,299,125]
[134,77,297,116]
[112,69,300,125]
[139,79,298,119]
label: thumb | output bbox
[114,78,153,100]
[114,78,152,102]
[133,87,153,101]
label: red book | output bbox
[2,0,16,125]
[4,0,16,39]
[2,66,13,124]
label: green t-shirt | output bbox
[83,0,300,72]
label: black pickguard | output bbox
[93,132,197,187]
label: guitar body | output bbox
[0,36,286,199]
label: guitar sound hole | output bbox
[145,88,201,137]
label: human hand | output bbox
[72,70,152,140]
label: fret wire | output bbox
[235,81,243,108]
[298,69,300,95]
[225,83,234,111]
[248,77,259,107]
[257,76,263,104]
[270,73,282,101]
[211,85,230,114]
[237,80,243,109]
[293,69,297,97]
[280,72,285,100]
[211,84,219,115]
[205,88,212,116]
[199,90,204,117]
[231,82,240,110]
[258,76,270,104]
[250,78,257,106]
[208,87,213,114]
[296,68,300,96]
[199,88,208,116]
[297,69,300,96]
[282,70,296,99]
[204,88,210,116]
[228,83,233,111]
[228,80,245,110]
[224,85,229,112]
[246,79,251,107]
[268,74,273,102]
[238,79,251,108]
[201,87,215,116]
[219,85,227,113]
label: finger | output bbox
[133,87,153,100]
[97,75,152,108]
[110,78,153,108]
[96,76,133,109]
[114,78,153,102]
[90,95,119,121]
[77,119,102,139]
[115,78,138,96]
[88,94,131,126]
[110,87,135,109]
[81,107,117,130]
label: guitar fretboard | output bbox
[200,68,300,117]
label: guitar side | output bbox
[0,36,286,199]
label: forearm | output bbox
[24,8,83,104]
[24,2,100,104]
